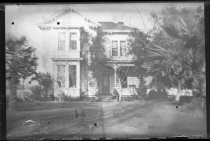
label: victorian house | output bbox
[38,7,140,101]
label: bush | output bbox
[80,92,88,101]
[168,95,176,102]
[121,95,139,101]
[63,95,81,101]
[136,83,147,100]
[47,93,55,101]
[30,85,43,100]
[146,88,167,101]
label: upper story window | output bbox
[69,33,77,50]
[120,41,127,56]
[112,41,118,56]
[58,32,66,50]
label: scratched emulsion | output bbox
[6,3,206,140]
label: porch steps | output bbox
[99,95,117,102]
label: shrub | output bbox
[168,95,176,102]
[63,95,81,101]
[146,88,167,101]
[80,92,88,101]
[30,85,43,100]
[47,93,55,101]
[121,95,139,101]
[136,83,147,100]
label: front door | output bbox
[102,75,110,95]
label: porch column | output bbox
[114,64,121,101]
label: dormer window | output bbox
[58,32,66,50]
[69,33,77,50]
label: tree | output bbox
[128,5,205,101]
[89,27,107,84]
[128,29,150,96]
[31,72,54,100]
[6,35,38,109]
[145,6,205,99]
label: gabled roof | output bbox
[38,6,99,27]
[98,22,137,30]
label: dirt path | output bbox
[7,101,206,139]
[101,102,149,138]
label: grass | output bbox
[7,101,104,140]
[14,101,99,111]
[7,100,206,139]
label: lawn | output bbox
[7,100,206,139]
[7,101,104,140]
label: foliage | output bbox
[80,27,91,65]
[30,85,43,100]
[6,35,38,109]
[128,29,150,77]
[63,95,81,101]
[89,27,108,81]
[136,81,147,100]
[32,72,54,99]
[128,29,151,93]
[146,88,168,101]
[129,5,205,98]
[121,95,139,101]
[146,6,205,97]
[80,27,90,46]
[6,36,38,83]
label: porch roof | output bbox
[51,58,83,61]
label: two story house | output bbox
[38,7,140,101]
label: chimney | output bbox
[118,21,124,25]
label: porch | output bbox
[97,62,139,101]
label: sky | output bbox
[5,3,203,74]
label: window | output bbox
[58,32,66,50]
[69,33,77,50]
[120,41,126,56]
[69,65,76,88]
[57,65,65,87]
[112,41,118,56]
[118,69,127,88]
[121,76,127,88]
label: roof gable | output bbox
[38,6,99,28]
[98,22,136,30]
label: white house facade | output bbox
[38,7,141,101]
